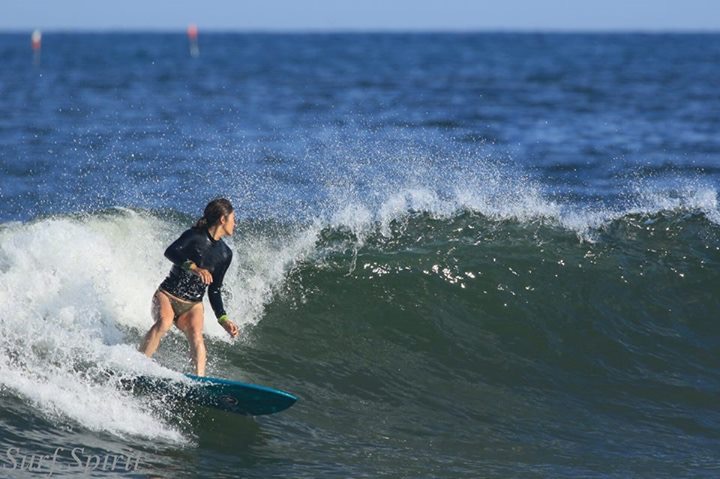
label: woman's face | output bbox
[222,211,236,236]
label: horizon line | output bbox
[1,27,719,35]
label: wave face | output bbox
[0,198,718,477]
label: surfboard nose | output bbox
[185,374,298,415]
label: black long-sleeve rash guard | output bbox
[159,227,233,318]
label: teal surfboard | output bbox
[123,373,298,416]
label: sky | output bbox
[1,0,719,32]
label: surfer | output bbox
[139,198,240,376]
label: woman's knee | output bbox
[186,322,205,343]
[193,337,207,354]
[156,316,175,333]
[186,326,206,356]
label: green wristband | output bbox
[218,314,229,324]
[182,260,195,271]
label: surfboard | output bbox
[122,373,298,416]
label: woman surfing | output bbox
[139,198,239,376]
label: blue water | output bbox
[3,33,719,221]
[0,33,719,478]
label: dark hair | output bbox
[195,198,234,229]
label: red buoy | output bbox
[187,24,199,57]
[187,24,198,41]
[31,30,42,51]
[31,30,42,65]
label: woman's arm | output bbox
[208,250,238,337]
[164,229,214,283]
[164,229,196,266]
[208,249,232,318]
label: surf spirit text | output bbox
[2,446,142,476]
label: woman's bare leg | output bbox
[139,291,175,357]
[176,304,207,376]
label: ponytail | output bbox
[194,198,234,230]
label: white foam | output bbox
[632,183,719,221]
[318,168,719,240]
[0,211,216,441]
[0,356,185,443]
[0,206,331,439]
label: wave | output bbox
[266,207,720,442]
[0,181,717,442]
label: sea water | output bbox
[0,33,719,478]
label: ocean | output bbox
[0,32,719,478]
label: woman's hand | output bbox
[191,266,213,285]
[219,318,239,338]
